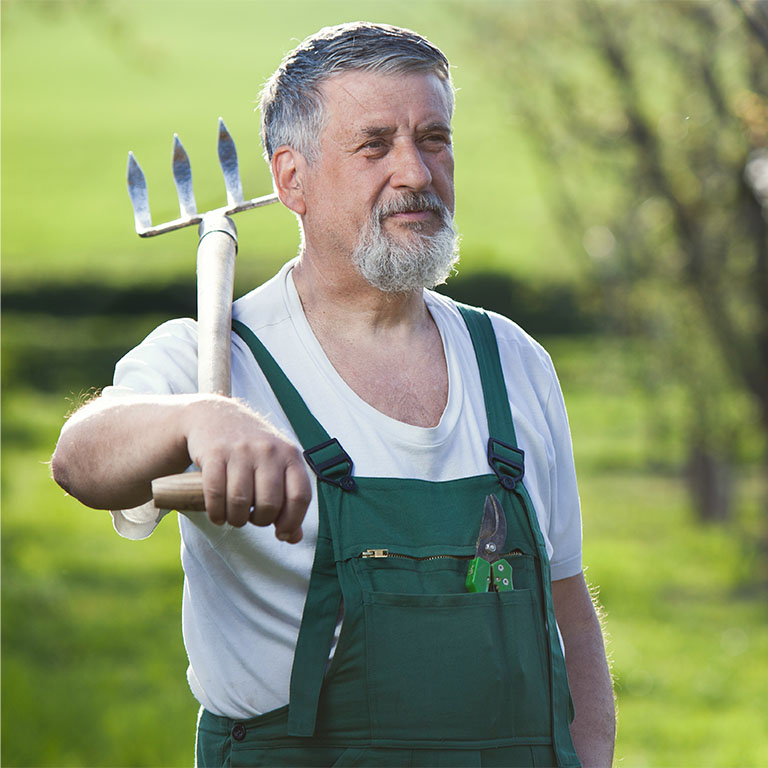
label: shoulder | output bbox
[107,317,199,395]
[232,260,294,334]
[426,290,556,381]
[138,316,198,346]
[116,315,199,366]
[487,310,555,377]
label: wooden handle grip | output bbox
[152,472,205,511]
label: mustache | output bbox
[374,192,450,223]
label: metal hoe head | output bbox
[126,117,278,237]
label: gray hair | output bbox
[259,22,454,164]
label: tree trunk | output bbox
[686,440,733,522]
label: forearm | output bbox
[553,574,616,768]
[564,610,615,766]
[52,393,311,539]
[52,394,209,510]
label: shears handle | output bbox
[491,559,514,591]
[466,557,514,592]
[465,557,491,592]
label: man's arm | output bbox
[552,572,616,768]
[51,393,311,541]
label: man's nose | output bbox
[389,140,432,191]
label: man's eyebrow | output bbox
[358,125,395,139]
[355,121,453,140]
[420,121,452,135]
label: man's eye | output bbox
[362,140,386,151]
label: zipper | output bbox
[360,549,524,561]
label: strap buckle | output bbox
[303,438,356,491]
[487,437,525,491]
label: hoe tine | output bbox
[127,152,152,233]
[217,117,244,207]
[172,134,197,219]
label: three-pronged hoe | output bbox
[126,119,278,237]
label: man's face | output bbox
[300,70,456,286]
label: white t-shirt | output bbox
[104,260,582,720]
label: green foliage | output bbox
[465,0,768,521]
[438,272,596,335]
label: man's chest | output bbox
[323,341,449,428]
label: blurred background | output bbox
[2,1,768,765]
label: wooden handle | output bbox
[152,472,205,511]
[150,213,237,512]
[196,217,237,396]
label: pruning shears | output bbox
[465,493,514,592]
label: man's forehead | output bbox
[319,70,452,128]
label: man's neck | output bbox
[291,251,429,337]
[290,250,448,428]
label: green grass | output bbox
[582,472,768,768]
[3,339,767,767]
[1,392,194,768]
[548,337,768,768]
[2,392,195,767]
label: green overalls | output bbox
[196,307,580,768]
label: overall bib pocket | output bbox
[363,589,551,743]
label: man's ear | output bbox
[271,145,307,215]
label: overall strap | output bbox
[231,319,345,738]
[457,304,579,767]
[457,304,517,443]
[457,305,525,491]
[232,319,329,449]
[232,320,355,489]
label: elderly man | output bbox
[53,22,615,768]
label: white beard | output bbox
[351,194,460,294]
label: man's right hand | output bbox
[182,397,311,541]
[51,394,312,543]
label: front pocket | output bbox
[352,549,534,595]
[363,589,551,743]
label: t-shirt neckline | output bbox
[281,262,464,447]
